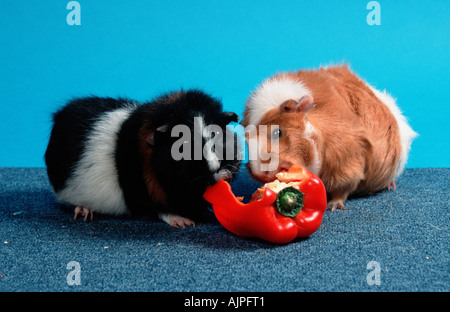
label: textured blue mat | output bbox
[0,167,448,292]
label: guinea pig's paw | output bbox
[74,206,94,221]
[327,201,346,212]
[158,213,195,229]
[387,181,396,191]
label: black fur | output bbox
[45,89,241,221]
[114,104,156,217]
[45,96,136,192]
[140,90,241,219]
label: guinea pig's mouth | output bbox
[245,163,291,183]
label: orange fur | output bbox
[139,123,168,206]
[245,65,402,208]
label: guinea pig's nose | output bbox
[262,171,276,182]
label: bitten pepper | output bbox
[203,166,327,244]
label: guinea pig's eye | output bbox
[271,127,282,140]
[210,131,220,139]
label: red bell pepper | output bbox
[203,166,327,244]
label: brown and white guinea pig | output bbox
[45,89,241,227]
[242,65,417,211]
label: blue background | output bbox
[0,0,448,168]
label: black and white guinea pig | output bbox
[45,89,241,227]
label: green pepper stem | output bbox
[276,187,304,218]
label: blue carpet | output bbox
[0,167,448,292]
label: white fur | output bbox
[303,121,321,175]
[198,116,221,172]
[56,107,134,215]
[204,144,220,172]
[246,77,312,126]
[158,213,195,228]
[213,169,232,182]
[368,86,418,179]
[246,77,320,175]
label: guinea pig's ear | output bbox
[146,124,169,146]
[280,95,315,114]
[220,112,240,125]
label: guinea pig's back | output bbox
[300,66,416,191]
[322,66,417,182]
[45,97,138,213]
